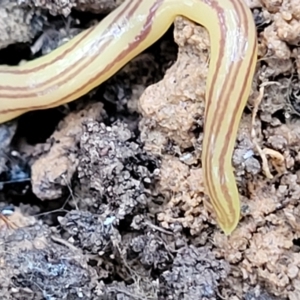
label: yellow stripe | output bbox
[0,0,257,234]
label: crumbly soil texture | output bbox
[0,0,299,299]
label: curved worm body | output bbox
[0,0,257,234]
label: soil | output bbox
[0,0,299,299]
